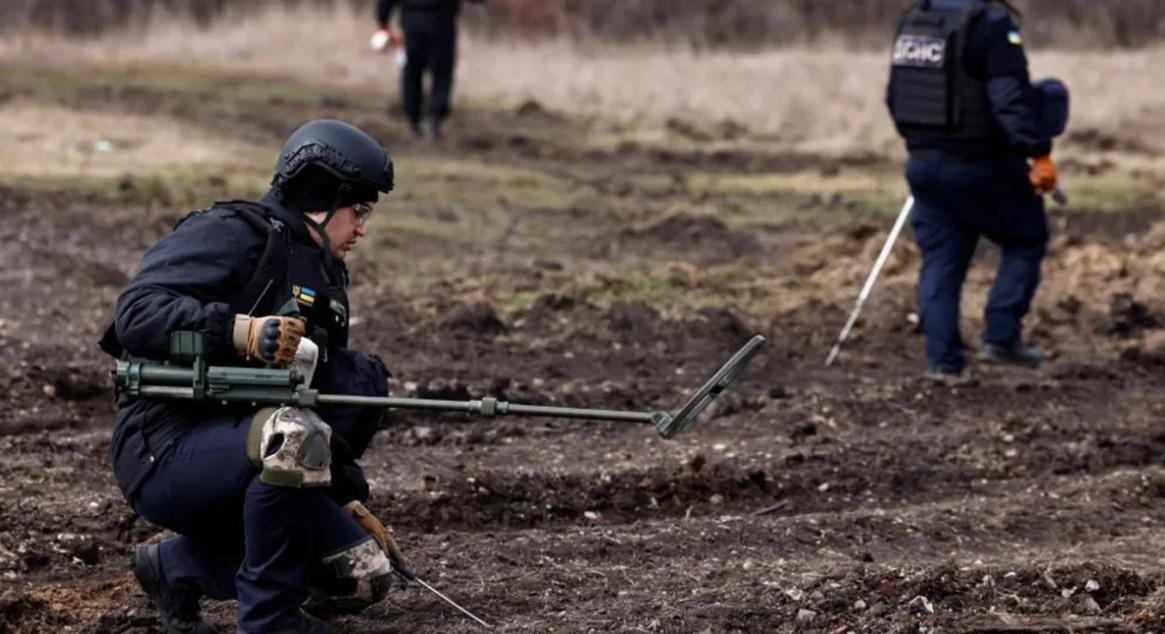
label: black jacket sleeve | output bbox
[981,12,1052,157]
[377,0,397,28]
[114,211,261,362]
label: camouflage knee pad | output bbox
[246,406,332,487]
[303,536,393,617]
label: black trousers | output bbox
[401,28,457,124]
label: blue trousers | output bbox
[131,413,368,634]
[906,151,1049,373]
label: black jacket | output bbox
[886,0,1051,159]
[103,191,390,505]
[377,0,484,34]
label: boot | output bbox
[924,368,979,387]
[133,543,219,634]
[425,116,441,141]
[977,342,1046,367]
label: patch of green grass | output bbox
[398,161,580,213]
[0,166,271,207]
[1060,180,1162,212]
[684,167,910,230]
[376,157,588,242]
[496,290,543,315]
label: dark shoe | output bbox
[407,118,422,138]
[426,117,441,140]
[924,369,978,387]
[239,612,341,634]
[133,543,219,634]
[977,342,1046,367]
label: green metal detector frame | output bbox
[115,332,765,439]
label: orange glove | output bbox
[344,501,412,574]
[1029,154,1057,194]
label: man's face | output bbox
[307,202,373,259]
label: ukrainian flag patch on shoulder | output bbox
[1007,30,1023,45]
[293,285,317,306]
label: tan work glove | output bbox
[232,315,306,367]
[1029,154,1058,194]
[344,500,413,577]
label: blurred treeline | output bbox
[1,0,1162,49]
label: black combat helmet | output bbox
[274,118,394,198]
[270,119,394,267]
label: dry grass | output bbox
[1,4,1164,157]
[4,0,1164,49]
[0,99,270,177]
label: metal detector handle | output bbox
[266,298,306,371]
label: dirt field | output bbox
[3,59,1165,634]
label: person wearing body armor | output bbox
[885,0,1068,380]
[100,119,407,634]
[374,0,485,139]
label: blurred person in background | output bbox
[373,0,486,140]
[885,0,1068,382]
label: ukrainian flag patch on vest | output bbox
[1007,30,1022,45]
[293,285,317,307]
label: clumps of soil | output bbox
[437,301,508,338]
[692,305,754,342]
[513,99,564,123]
[607,300,659,342]
[27,365,110,402]
[786,562,1161,630]
[1101,292,1163,337]
[384,456,771,532]
[616,213,759,265]
[1065,128,1155,155]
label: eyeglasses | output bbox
[352,202,374,227]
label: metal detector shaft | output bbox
[315,394,661,423]
[825,196,914,366]
[131,386,661,423]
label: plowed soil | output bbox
[3,67,1165,634]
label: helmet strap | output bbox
[298,184,349,283]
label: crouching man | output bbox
[100,119,408,634]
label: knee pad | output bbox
[303,536,393,617]
[246,406,332,488]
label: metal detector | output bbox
[115,332,766,440]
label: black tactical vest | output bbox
[99,201,352,361]
[216,200,352,352]
[888,0,997,144]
